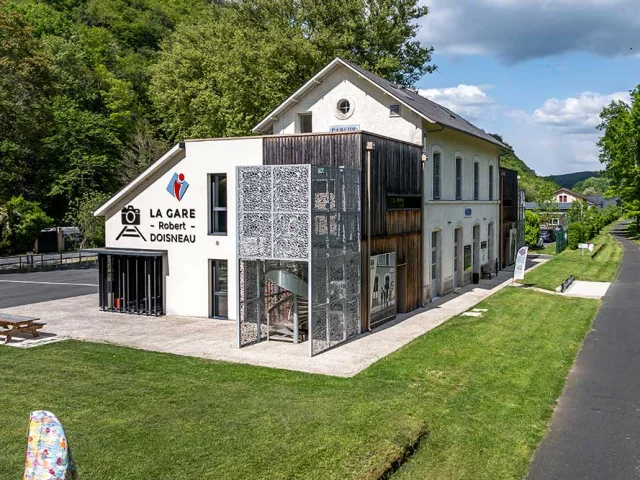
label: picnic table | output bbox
[0,313,46,344]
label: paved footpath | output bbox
[528,223,640,480]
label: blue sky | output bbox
[415,0,640,175]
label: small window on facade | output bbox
[433,152,441,200]
[389,104,401,117]
[388,195,421,210]
[209,174,227,234]
[489,164,494,201]
[551,218,560,225]
[299,113,312,133]
[455,157,462,200]
[211,260,228,318]
[473,162,479,201]
[337,99,350,115]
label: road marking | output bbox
[0,280,98,287]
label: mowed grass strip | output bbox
[522,223,622,291]
[0,289,598,480]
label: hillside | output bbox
[491,134,558,201]
[547,171,601,189]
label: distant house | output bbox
[525,187,619,227]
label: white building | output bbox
[254,57,509,299]
[93,58,511,355]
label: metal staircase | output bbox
[265,269,308,343]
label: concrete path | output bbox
[528,224,640,480]
[0,259,546,377]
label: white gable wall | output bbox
[271,66,423,145]
[103,137,263,318]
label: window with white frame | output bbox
[489,164,494,201]
[389,104,401,117]
[433,152,441,200]
[455,156,462,200]
[473,161,479,201]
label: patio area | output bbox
[0,259,546,377]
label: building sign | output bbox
[166,172,189,201]
[115,204,197,244]
[464,207,472,218]
[464,245,472,271]
[329,125,359,133]
[370,252,396,327]
[116,206,146,241]
[513,246,528,280]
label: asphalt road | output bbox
[0,267,98,309]
[528,223,640,480]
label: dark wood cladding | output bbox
[263,133,362,169]
[500,168,519,222]
[385,210,421,235]
[263,131,423,330]
[361,132,422,237]
[500,167,520,268]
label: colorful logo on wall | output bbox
[167,173,189,201]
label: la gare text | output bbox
[150,208,196,219]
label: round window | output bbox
[335,98,354,119]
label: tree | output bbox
[0,3,53,204]
[150,0,435,141]
[534,182,558,225]
[0,197,53,254]
[566,199,589,223]
[524,210,540,248]
[65,191,110,248]
[598,87,640,228]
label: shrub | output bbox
[525,210,540,247]
[567,222,585,249]
[0,197,53,255]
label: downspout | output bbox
[365,141,375,331]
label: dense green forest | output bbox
[0,0,435,253]
[490,134,558,201]
[546,171,600,190]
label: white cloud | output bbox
[507,91,631,173]
[419,0,640,63]
[531,91,630,133]
[418,84,497,120]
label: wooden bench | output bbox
[0,314,46,344]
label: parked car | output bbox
[540,229,555,243]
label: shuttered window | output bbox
[433,152,441,200]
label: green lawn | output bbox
[522,223,622,291]
[534,242,557,255]
[1,289,599,480]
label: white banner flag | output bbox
[513,246,528,281]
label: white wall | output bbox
[104,138,263,318]
[423,127,501,300]
[271,66,423,145]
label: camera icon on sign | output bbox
[121,205,141,226]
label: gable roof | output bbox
[554,187,592,203]
[252,57,510,151]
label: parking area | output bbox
[0,267,98,308]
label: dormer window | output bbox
[389,104,401,117]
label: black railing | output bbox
[0,251,97,272]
